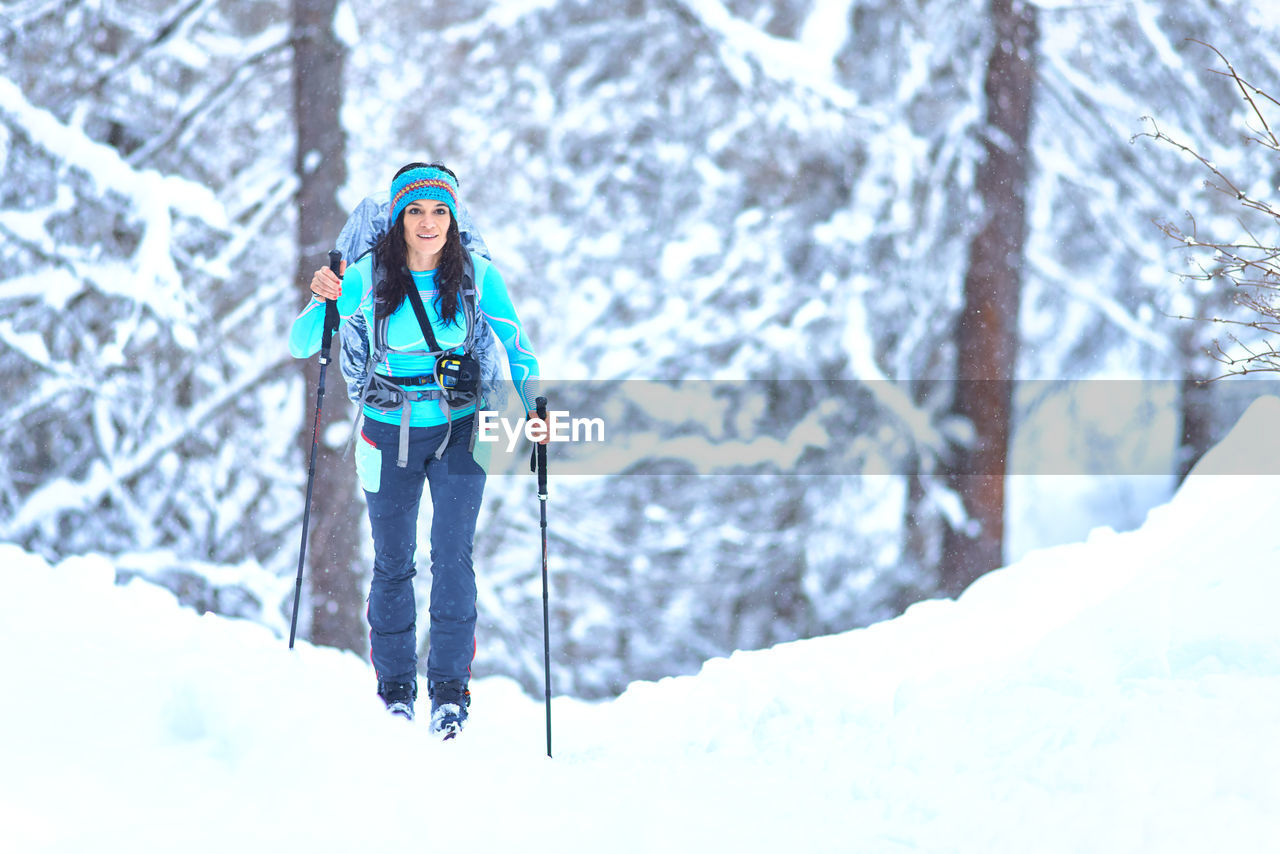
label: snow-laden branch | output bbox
[0,78,224,223]
[125,26,291,168]
[0,0,76,31]
[89,0,220,92]
[1029,250,1174,357]
[0,76,229,332]
[661,0,888,126]
[839,275,952,460]
[1,351,292,541]
[209,175,297,283]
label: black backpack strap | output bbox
[405,258,477,354]
[370,253,388,358]
[404,276,443,353]
[459,252,478,350]
[405,271,469,461]
[400,260,484,461]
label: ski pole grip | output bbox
[320,249,342,355]
[535,396,548,491]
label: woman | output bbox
[290,163,542,737]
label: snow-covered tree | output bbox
[0,0,301,626]
[5,0,1280,700]
[290,0,366,657]
[0,77,297,617]
[1027,2,1280,482]
[942,0,1038,596]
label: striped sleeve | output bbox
[475,262,540,412]
[287,262,367,358]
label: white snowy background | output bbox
[2,399,1277,853]
[5,0,1279,698]
[3,3,1280,847]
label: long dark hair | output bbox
[374,162,468,324]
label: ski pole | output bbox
[289,249,343,649]
[533,395,552,756]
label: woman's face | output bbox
[401,199,452,266]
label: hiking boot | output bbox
[428,680,470,739]
[378,679,417,721]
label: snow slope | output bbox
[3,400,1280,854]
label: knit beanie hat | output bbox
[390,165,459,226]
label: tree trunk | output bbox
[1177,374,1214,481]
[291,0,365,654]
[1175,309,1218,483]
[942,0,1038,597]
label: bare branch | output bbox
[1191,39,1280,147]
[1133,116,1246,200]
[1142,44,1280,377]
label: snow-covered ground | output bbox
[4,400,1279,854]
